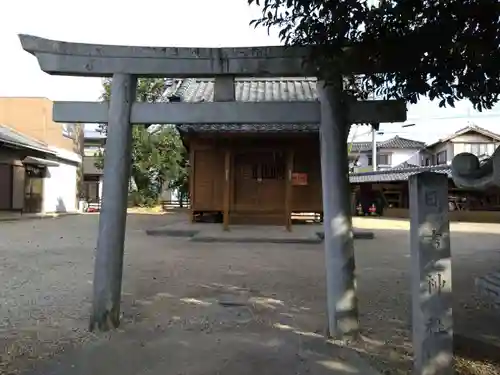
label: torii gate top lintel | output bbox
[19,34,388,78]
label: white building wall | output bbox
[43,160,78,213]
[43,146,82,213]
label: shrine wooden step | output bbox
[230,211,286,226]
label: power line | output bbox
[406,113,500,121]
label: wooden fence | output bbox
[160,199,191,211]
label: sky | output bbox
[1,0,500,145]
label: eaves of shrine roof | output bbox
[349,164,451,184]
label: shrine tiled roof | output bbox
[175,77,320,134]
[175,77,317,103]
[349,165,451,183]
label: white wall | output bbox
[390,149,421,166]
[43,160,78,213]
[99,176,103,200]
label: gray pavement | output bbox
[0,214,499,374]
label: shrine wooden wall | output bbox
[186,134,323,224]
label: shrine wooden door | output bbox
[233,151,285,212]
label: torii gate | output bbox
[19,35,407,337]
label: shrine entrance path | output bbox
[1,213,499,375]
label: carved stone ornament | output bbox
[451,147,500,190]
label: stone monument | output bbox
[409,172,453,375]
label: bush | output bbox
[128,191,158,208]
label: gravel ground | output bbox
[0,213,499,374]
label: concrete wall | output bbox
[0,97,82,154]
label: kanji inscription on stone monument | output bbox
[425,190,438,207]
[409,172,453,375]
[427,273,446,295]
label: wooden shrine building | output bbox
[174,77,403,229]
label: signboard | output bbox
[292,172,308,186]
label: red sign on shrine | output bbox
[292,173,308,186]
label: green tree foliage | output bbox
[167,147,190,206]
[95,78,188,206]
[249,0,500,111]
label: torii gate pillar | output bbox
[318,81,359,339]
[90,74,136,331]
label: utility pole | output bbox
[371,123,379,172]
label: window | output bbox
[367,154,391,166]
[420,155,431,166]
[464,143,496,156]
[251,163,285,180]
[436,150,447,165]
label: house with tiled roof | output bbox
[347,125,500,222]
[421,124,500,166]
[349,136,425,172]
